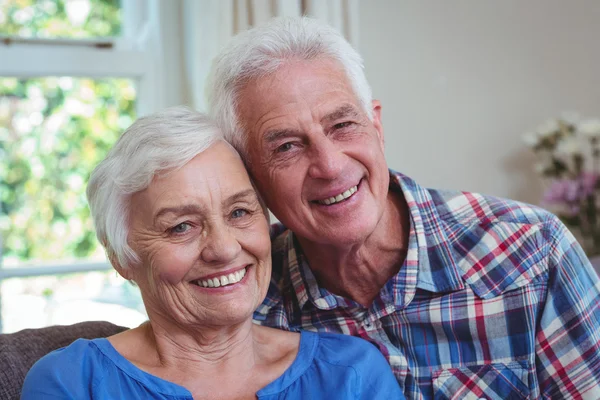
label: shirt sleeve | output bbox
[536,217,600,399]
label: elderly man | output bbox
[207,16,600,399]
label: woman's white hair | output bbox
[206,16,373,159]
[86,106,223,269]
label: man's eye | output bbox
[170,222,191,234]
[333,121,353,130]
[231,208,248,219]
[276,142,294,153]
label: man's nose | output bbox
[200,223,242,264]
[307,136,346,180]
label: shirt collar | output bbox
[390,171,465,298]
[285,234,355,310]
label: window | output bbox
[0,0,170,332]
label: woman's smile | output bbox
[191,265,250,289]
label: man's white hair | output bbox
[86,106,222,269]
[206,16,373,159]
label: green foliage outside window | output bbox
[0,78,136,264]
[0,0,121,38]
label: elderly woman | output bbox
[21,106,402,399]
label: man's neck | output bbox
[297,190,410,307]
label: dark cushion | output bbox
[0,321,127,400]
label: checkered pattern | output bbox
[255,171,600,399]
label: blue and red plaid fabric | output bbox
[255,170,600,399]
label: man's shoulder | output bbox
[426,186,558,230]
[425,187,564,298]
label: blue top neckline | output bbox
[92,330,317,397]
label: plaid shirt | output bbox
[254,170,600,399]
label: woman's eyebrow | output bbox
[225,189,258,207]
[154,204,203,222]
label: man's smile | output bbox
[315,184,359,205]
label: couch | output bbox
[0,321,127,400]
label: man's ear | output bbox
[371,99,384,148]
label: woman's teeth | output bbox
[195,268,247,288]
[318,185,358,205]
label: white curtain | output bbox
[179,0,360,112]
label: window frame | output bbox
[0,0,169,332]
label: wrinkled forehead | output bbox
[243,58,354,101]
[236,60,360,132]
[138,142,251,204]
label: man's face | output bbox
[237,59,390,246]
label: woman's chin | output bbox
[193,298,258,328]
[200,308,256,328]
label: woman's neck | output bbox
[145,318,257,370]
[111,320,299,398]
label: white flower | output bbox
[560,111,580,126]
[555,135,582,158]
[536,119,560,137]
[578,119,600,138]
[534,162,547,174]
[522,131,539,147]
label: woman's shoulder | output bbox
[30,337,107,371]
[310,332,403,398]
[21,338,109,398]
[310,331,383,365]
[264,331,402,399]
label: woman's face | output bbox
[126,141,271,329]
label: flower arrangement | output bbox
[523,115,600,257]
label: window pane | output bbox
[0,0,121,39]
[0,77,136,267]
[1,270,146,333]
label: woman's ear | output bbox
[109,252,134,281]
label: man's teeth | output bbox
[195,268,247,288]
[318,185,358,205]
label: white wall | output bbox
[359,1,600,204]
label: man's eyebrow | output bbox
[321,105,361,125]
[154,204,203,222]
[263,105,361,143]
[225,189,258,207]
[263,128,300,144]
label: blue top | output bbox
[21,330,403,399]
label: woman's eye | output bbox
[334,121,353,130]
[170,222,191,234]
[231,208,248,219]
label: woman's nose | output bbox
[200,224,242,264]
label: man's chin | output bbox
[299,218,380,247]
